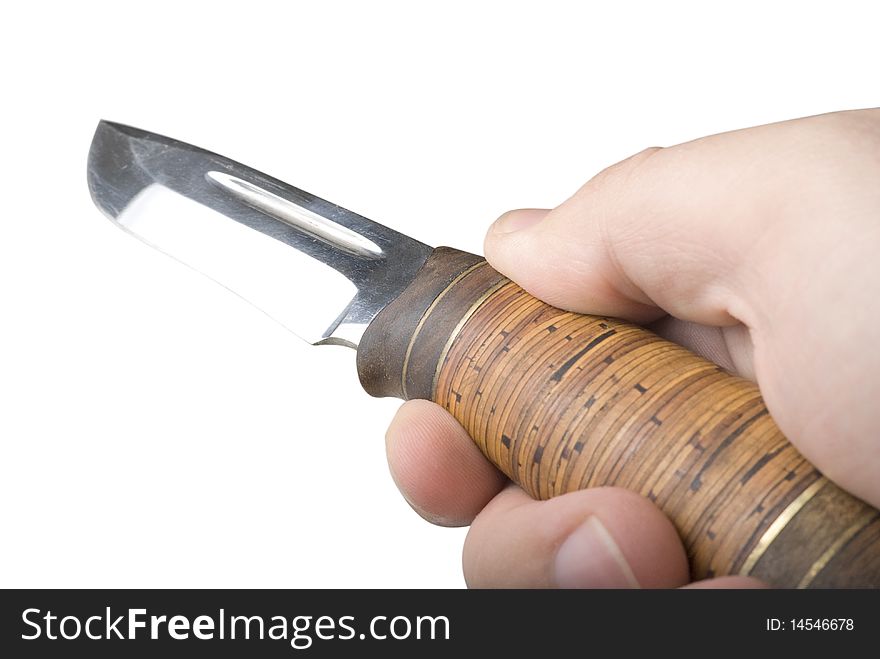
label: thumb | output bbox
[484,145,753,327]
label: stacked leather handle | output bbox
[357,248,880,587]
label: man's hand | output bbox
[386,109,880,588]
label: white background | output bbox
[1,1,877,587]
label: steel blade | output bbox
[87,121,433,347]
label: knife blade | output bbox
[87,121,880,588]
[87,121,432,348]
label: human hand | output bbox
[385,109,880,588]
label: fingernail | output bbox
[492,209,546,234]
[554,516,640,589]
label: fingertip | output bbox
[385,400,506,527]
[584,487,690,589]
[463,486,689,588]
[489,208,550,235]
[682,576,768,589]
[483,209,550,291]
[484,203,664,323]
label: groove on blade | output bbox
[205,171,384,259]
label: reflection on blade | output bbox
[118,185,360,345]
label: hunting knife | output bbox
[87,121,880,588]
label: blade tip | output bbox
[87,120,153,221]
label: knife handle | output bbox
[357,247,880,587]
